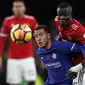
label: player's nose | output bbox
[37,36,41,41]
[60,15,65,19]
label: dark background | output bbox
[0,0,85,26]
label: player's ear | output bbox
[24,6,26,13]
[48,33,51,39]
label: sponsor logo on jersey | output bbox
[46,62,61,68]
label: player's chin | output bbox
[59,21,66,26]
[61,23,67,28]
[39,45,44,48]
[38,44,42,47]
[39,44,45,48]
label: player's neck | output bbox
[45,40,52,49]
[14,14,25,18]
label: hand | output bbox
[66,71,77,79]
[70,63,83,72]
[0,57,3,72]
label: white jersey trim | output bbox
[5,16,14,20]
[71,43,75,50]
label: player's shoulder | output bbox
[53,40,70,46]
[37,48,45,56]
[54,16,58,22]
[53,40,65,45]
[73,19,82,25]
[51,40,64,49]
[71,18,83,30]
[4,15,14,21]
[24,15,36,20]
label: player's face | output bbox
[12,2,26,17]
[34,29,50,48]
[57,7,71,28]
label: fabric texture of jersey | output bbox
[0,15,38,59]
[54,16,85,64]
[37,40,85,85]
[37,40,85,84]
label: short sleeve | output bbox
[0,19,9,37]
[70,22,85,44]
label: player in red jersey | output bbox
[0,0,37,85]
[54,2,85,85]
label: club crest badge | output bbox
[52,53,56,59]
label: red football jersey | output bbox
[54,16,85,64]
[0,15,38,59]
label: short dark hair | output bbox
[58,3,71,8]
[58,2,72,13]
[35,25,50,33]
[13,0,25,4]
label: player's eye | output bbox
[34,34,38,38]
[63,14,69,17]
[39,33,44,36]
[57,12,69,17]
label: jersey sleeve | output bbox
[78,25,85,44]
[0,19,9,56]
[71,44,85,58]
[54,16,59,30]
[0,18,9,36]
[57,41,81,53]
[71,23,85,44]
[58,41,85,58]
[57,41,76,53]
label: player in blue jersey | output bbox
[34,25,85,85]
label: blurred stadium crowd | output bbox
[0,0,85,85]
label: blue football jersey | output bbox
[37,40,85,85]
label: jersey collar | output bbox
[13,15,25,19]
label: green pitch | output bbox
[21,75,44,85]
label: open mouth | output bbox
[60,20,66,24]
